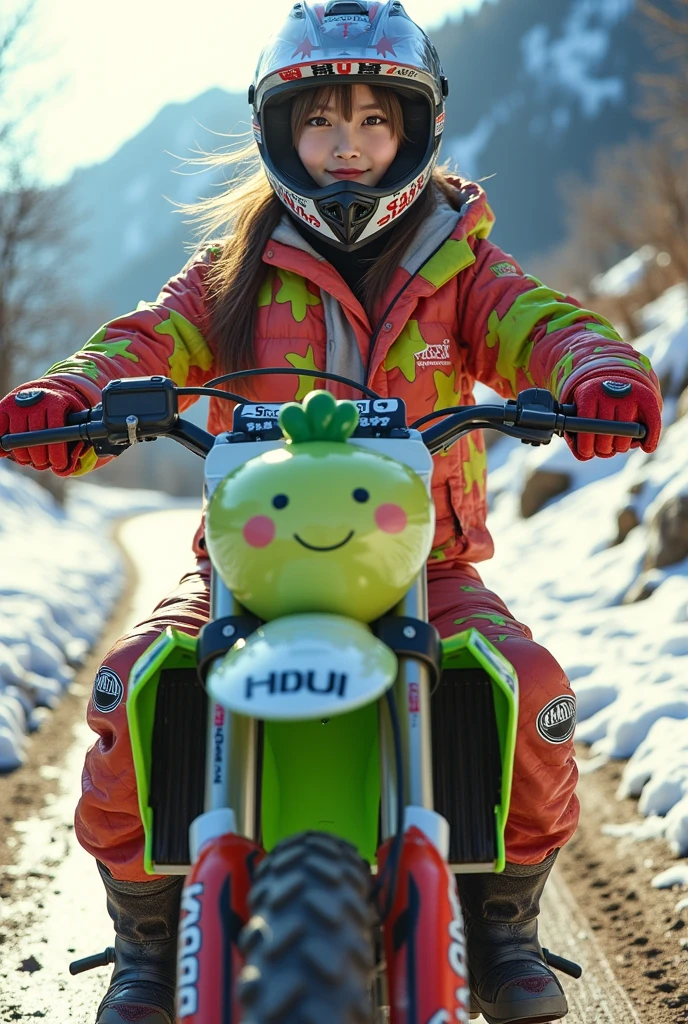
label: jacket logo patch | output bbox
[536,695,576,744]
[416,340,452,369]
[490,261,519,278]
[93,667,124,714]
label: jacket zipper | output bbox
[365,235,453,380]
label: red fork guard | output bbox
[379,826,470,1024]
[177,833,264,1022]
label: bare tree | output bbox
[532,1,688,338]
[637,0,688,151]
[0,1,87,398]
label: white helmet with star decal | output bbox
[249,0,448,250]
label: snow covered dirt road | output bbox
[0,508,684,1022]
[0,508,201,1021]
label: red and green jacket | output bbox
[46,177,660,566]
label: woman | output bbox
[0,3,662,1022]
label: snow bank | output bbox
[482,280,688,862]
[0,464,179,771]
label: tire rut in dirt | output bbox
[238,831,374,1024]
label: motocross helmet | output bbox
[249,0,448,251]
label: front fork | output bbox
[378,570,470,1024]
[379,828,470,1024]
[178,830,263,1022]
[178,575,264,1021]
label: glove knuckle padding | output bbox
[569,376,661,461]
[0,381,89,472]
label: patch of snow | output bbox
[665,795,688,857]
[444,97,521,181]
[634,284,688,396]
[652,863,688,890]
[521,0,632,119]
[64,479,191,526]
[591,246,660,298]
[602,816,667,842]
[0,462,182,770]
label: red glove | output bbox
[568,377,662,461]
[0,381,90,475]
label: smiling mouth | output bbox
[294,530,355,552]
[327,169,369,178]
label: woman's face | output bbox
[296,84,398,188]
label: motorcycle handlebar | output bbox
[419,403,646,456]
[0,396,647,456]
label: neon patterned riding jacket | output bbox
[45,177,660,566]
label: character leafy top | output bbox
[279,390,359,445]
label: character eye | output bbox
[272,494,289,509]
[353,488,369,503]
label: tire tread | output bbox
[238,831,374,1023]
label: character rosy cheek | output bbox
[375,503,407,534]
[242,515,276,548]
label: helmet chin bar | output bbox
[317,190,379,246]
[269,149,437,252]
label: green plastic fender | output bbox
[262,706,381,862]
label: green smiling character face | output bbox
[205,391,435,622]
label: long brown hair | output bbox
[185,85,460,377]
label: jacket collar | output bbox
[268,215,370,328]
[262,177,496,337]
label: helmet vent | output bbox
[321,200,345,226]
[352,202,374,223]
[325,1,368,15]
[320,199,374,227]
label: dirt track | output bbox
[0,510,686,1022]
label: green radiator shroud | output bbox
[126,625,517,873]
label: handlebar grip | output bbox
[0,425,90,452]
[562,416,646,440]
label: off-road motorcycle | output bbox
[1,369,645,1023]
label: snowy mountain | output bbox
[441,0,654,258]
[67,88,249,317]
[64,0,657,320]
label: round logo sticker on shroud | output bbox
[93,667,124,714]
[536,694,576,744]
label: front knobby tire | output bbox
[238,831,375,1024]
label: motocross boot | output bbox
[95,862,181,1024]
[457,852,568,1024]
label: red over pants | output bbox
[75,562,579,882]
